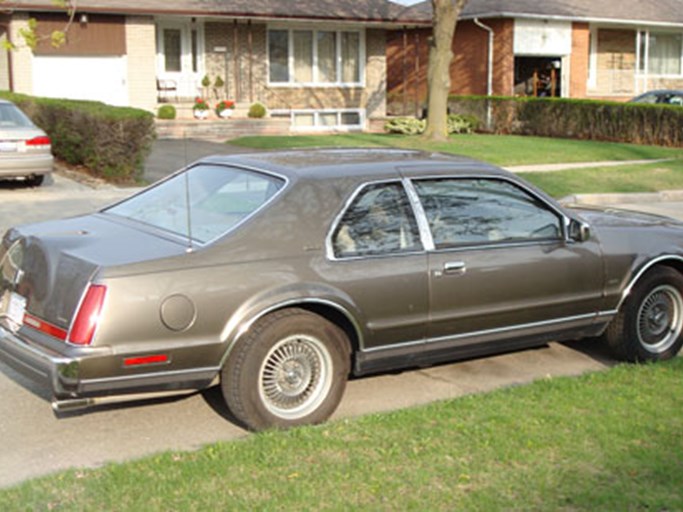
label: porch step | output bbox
[155,118,291,141]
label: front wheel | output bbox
[221,308,350,431]
[606,267,683,362]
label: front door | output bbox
[411,177,604,342]
[157,22,204,99]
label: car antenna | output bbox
[183,134,194,253]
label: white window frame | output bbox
[636,28,683,78]
[587,25,598,90]
[271,108,365,131]
[267,25,366,88]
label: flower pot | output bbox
[219,109,234,119]
[193,109,209,120]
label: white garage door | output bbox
[33,56,128,107]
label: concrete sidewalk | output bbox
[505,158,674,173]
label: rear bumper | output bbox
[0,324,219,403]
[0,324,78,398]
[0,154,54,177]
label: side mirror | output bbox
[568,219,590,243]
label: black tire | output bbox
[221,308,351,431]
[606,267,683,362]
[25,174,44,187]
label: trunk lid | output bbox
[0,214,188,332]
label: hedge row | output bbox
[0,91,156,182]
[448,95,683,147]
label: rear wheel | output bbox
[606,267,683,362]
[25,174,44,187]
[221,308,350,431]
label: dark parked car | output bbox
[1,149,682,431]
[630,89,683,106]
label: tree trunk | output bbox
[423,0,468,141]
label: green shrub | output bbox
[447,114,475,134]
[448,95,683,147]
[0,91,156,182]
[248,102,267,119]
[384,115,476,135]
[157,104,176,120]
[384,117,425,135]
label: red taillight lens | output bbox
[26,136,51,148]
[68,284,107,346]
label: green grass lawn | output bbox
[520,159,683,198]
[230,133,683,167]
[2,359,682,510]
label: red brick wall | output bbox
[386,18,515,114]
[570,22,590,98]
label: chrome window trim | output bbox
[402,178,435,251]
[325,178,426,261]
[361,310,616,354]
[103,162,290,249]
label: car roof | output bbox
[198,148,507,182]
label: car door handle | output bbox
[442,261,467,275]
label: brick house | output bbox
[0,0,425,130]
[388,0,683,114]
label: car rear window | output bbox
[0,104,35,128]
[104,164,286,244]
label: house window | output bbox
[273,109,364,130]
[640,31,683,75]
[267,27,364,85]
[163,29,182,73]
[268,30,289,82]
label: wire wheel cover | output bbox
[259,335,333,419]
[637,285,683,353]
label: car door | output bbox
[321,180,429,350]
[409,176,605,343]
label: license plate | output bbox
[0,142,17,153]
[0,291,26,328]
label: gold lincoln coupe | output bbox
[1,149,682,431]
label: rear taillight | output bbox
[25,136,51,149]
[68,284,107,346]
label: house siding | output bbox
[593,28,636,97]
[126,16,157,111]
[8,13,33,95]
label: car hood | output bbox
[567,204,683,229]
[0,214,187,330]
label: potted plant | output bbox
[193,97,210,120]
[215,99,236,119]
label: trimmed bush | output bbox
[0,91,156,182]
[385,117,426,135]
[248,102,267,119]
[157,104,176,120]
[385,115,476,135]
[449,95,683,147]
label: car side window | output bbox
[332,182,421,258]
[413,178,562,249]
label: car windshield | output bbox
[104,164,286,244]
[0,103,35,128]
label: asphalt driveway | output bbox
[0,146,682,488]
